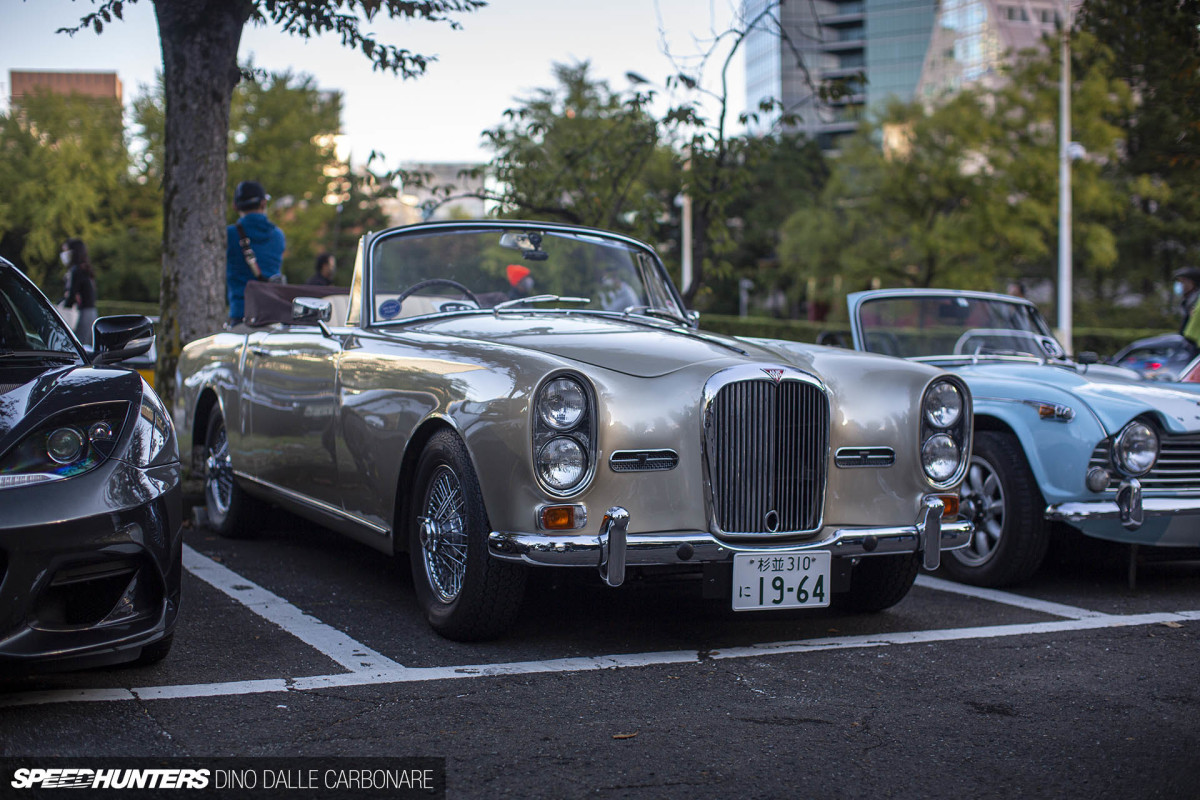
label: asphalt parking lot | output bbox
[2,507,1199,799]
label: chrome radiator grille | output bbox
[705,377,829,536]
[1090,435,1200,492]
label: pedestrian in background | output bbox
[226,180,285,325]
[60,237,97,346]
[307,252,336,286]
[1174,267,1200,342]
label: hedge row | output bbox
[699,313,1167,360]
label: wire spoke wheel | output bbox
[205,418,233,520]
[419,465,469,603]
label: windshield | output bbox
[366,226,684,323]
[857,294,1065,360]
[0,268,79,355]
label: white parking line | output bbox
[2,610,1197,708]
[914,574,1105,619]
[3,554,1195,709]
[182,545,404,673]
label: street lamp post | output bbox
[1057,0,1073,354]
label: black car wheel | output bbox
[409,430,525,641]
[834,553,920,612]
[203,408,262,538]
[943,430,1049,587]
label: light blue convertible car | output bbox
[841,289,1200,586]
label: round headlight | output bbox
[537,437,586,490]
[924,381,963,429]
[537,377,587,431]
[922,433,961,483]
[47,427,84,464]
[1114,420,1158,476]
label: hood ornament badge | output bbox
[762,368,785,384]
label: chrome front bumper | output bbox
[1045,478,1200,531]
[489,498,973,588]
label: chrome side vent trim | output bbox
[610,449,679,472]
[703,365,829,538]
[835,447,895,469]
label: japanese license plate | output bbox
[732,551,831,611]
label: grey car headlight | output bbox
[924,380,963,428]
[537,376,587,430]
[537,437,586,490]
[921,433,961,483]
[0,402,128,486]
[1113,419,1158,476]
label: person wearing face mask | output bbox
[60,238,98,346]
[1175,267,1200,345]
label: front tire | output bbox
[203,408,263,538]
[834,553,920,612]
[409,430,526,641]
[943,430,1049,587]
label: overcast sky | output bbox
[0,0,747,168]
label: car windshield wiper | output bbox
[492,295,591,313]
[621,305,689,326]
[0,349,78,362]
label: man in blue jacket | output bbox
[226,180,286,325]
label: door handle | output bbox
[249,346,270,357]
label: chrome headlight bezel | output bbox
[1112,419,1159,477]
[920,377,972,489]
[532,372,596,497]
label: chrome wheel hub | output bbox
[955,456,1004,567]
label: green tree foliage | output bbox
[479,61,666,235]
[0,90,161,300]
[1080,0,1200,287]
[227,67,343,283]
[63,0,483,407]
[780,34,1128,311]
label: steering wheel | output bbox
[394,279,480,309]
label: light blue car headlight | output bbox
[1113,419,1158,477]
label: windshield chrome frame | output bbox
[360,220,689,330]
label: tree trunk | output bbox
[152,0,253,410]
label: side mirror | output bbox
[1076,351,1099,365]
[686,310,700,328]
[292,296,332,324]
[91,315,154,366]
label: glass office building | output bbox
[744,0,936,149]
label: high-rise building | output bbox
[743,0,937,149]
[916,0,1068,99]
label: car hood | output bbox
[411,313,781,378]
[0,364,141,443]
[952,361,1200,433]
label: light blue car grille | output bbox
[1089,436,1200,492]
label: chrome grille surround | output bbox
[702,365,829,539]
[1089,433,1200,493]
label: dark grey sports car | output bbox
[0,257,182,669]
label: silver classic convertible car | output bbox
[176,221,973,639]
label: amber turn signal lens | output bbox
[540,506,577,531]
[935,493,960,518]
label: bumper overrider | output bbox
[1045,477,1200,531]
[490,497,973,588]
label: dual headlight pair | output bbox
[533,375,594,494]
[921,379,970,487]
